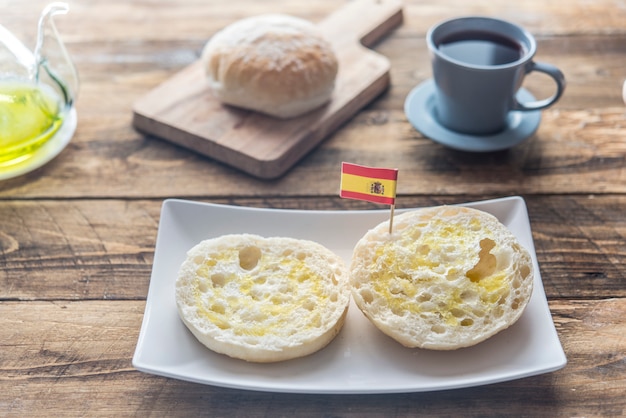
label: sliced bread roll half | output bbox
[350,206,534,350]
[175,234,350,362]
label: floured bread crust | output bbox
[350,206,534,350]
[201,14,338,118]
[175,234,350,362]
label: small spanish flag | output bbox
[340,162,398,205]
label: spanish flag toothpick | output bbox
[339,162,399,233]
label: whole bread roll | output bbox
[350,206,534,350]
[175,234,350,362]
[201,14,339,118]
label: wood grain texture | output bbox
[1,104,625,198]
[1,196,624,301]
[1,299,624,417]
[0,0,625,416]
[0,6,623,196]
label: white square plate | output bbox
[133,196,566,393]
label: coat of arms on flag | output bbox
[339,162,398,205]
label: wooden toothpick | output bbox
[389,204,395,234]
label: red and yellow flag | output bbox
[340,162,398,205]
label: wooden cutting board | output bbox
[132,0,403,179]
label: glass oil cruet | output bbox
[0,2,78,176]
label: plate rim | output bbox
[133,196,567,394]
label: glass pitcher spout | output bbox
[34,2,79,109]
[0,2,78,109]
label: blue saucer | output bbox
[404,79,541,152]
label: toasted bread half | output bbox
[350,206,534,350]
[176,234,350,362]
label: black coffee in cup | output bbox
[424,16,565,135]
[437,31,525,66]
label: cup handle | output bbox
[513,61,566,111]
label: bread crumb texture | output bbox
[176,234,350,362]
[350,206,534,350]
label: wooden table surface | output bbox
[1,0,625,416]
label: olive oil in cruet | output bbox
[0,81,64,167]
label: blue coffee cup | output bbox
[427,16,565,135]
